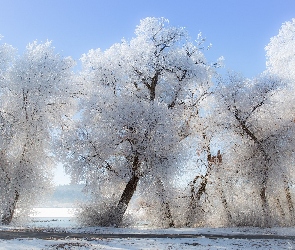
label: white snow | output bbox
[0,208,294,249]
[30,208,75,218]
[65,225,295,237]
[1,224,295,249]
[0,209,294,249]
[0,236,293,250]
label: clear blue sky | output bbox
[0,0,294,78]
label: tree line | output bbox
[0,17,294,227]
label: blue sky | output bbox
[1,0,294,185]
[0,0,294,78]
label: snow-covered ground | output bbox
[1,235,293,250]
[31,208,75,218]
[0,208,295,249]
[28,208,77,228]
[1,222,295,249]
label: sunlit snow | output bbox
[30,208,74,218]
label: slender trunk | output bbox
[283,176,294,223]
[114,155,140,224]
[208,141,231,224]
[156,177,175,228]
[186,173,209,227]
[149,72,159,101]
[257,157,270,227]
[0,154,19,225]
[259,185,269,226]
[275,198,286,219]
[234,112,270,226]
[186,176,199,226]
[1,190,19,225]
[186,134,223,227]
[217,179,232,223]
[1,89,31,225]
[213,162,232,225]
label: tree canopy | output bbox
[0,17,295,228]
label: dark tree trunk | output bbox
[114,155,140,225]
[1,190,19,225]
[149,71,159,101]
[115,173,139,223]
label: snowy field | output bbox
[31,208,75,218]
[28,208,77,228]
[1,210,295,250]
[0,235,294,250]
[1,225,295,249]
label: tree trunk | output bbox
[258,160,270,227]
[186,176,199,227]
[259,185,269,226]
[114,155,140,225]
[213,161,232,225]
[186,173,209,227]
[186,134,227,227]
[1,190,19,225]
[283,176,294,223]
[155,177,175,228]
[217,179,232,224]
[275,198,286,219]
[234,113,271,226]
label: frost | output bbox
[0,40,77,225]
[1,17,295,229]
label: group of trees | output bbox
[0,17,294,227]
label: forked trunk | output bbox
[186,138,226,227]
[186,171,210,227]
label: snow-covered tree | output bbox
[214,68,295,227]
[186,18,295,228]
[265,18,295,82]
[0,37,17,224]
[60,17,217,226]
[0,40,76,224]
[59,17,295,228]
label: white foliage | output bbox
[0,40,76,224]
[265,18,295,82]
[1,17,294,228]
[61,17,215,227]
